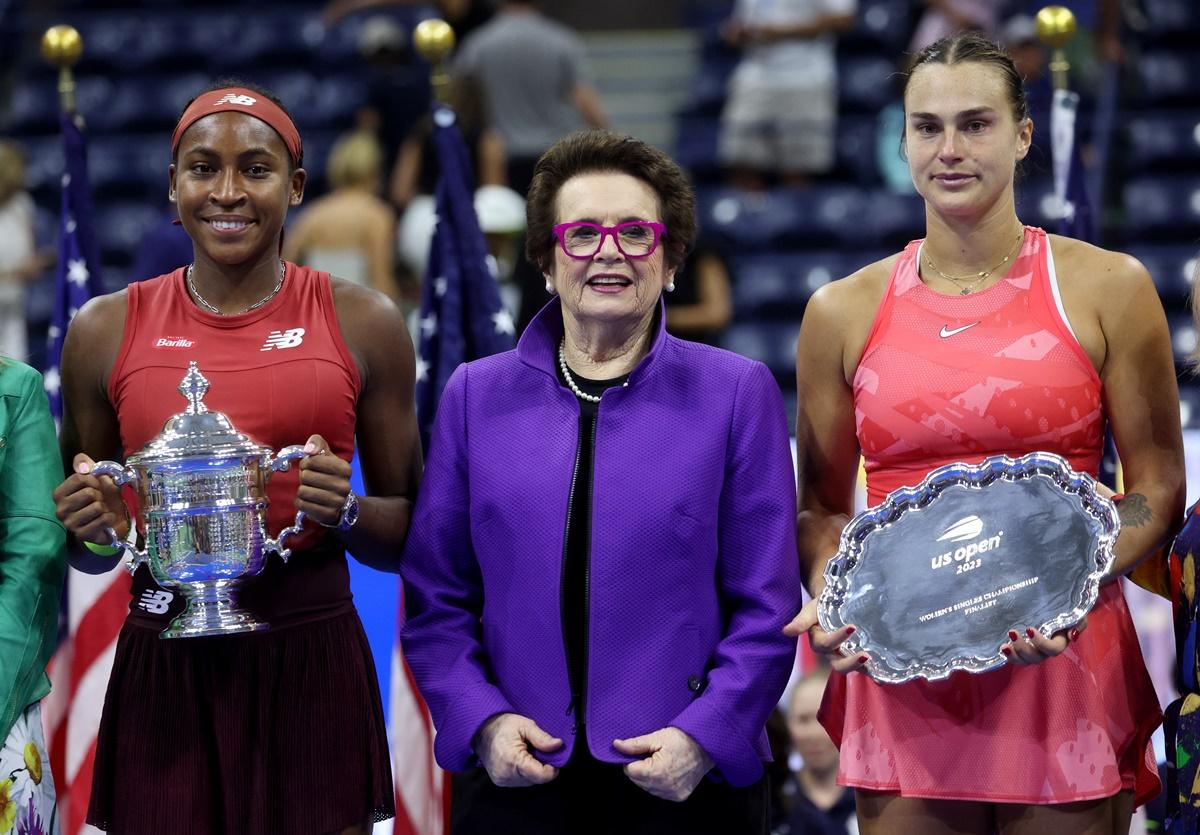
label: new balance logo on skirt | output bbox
[137,589,173,615]
[261,328,305,351]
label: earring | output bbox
[665,282,676,293]
[545,281,554,294]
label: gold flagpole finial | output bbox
[41,25,83,114]
[413,19,457,104]
[1035,6,1077,91]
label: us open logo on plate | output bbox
[931,515,1004,572]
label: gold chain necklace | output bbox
[923,232,1024,295]
[186,261,285,315]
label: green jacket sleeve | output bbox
[0,362,67,740]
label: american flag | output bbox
[41,110,123,835]
[394,103,515,834]
[1049,88,1093,244]
[1049,87,1115,491]
[413,105,515,448]
[43,113,104,423]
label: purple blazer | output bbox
[400,300,800,787]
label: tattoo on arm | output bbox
[1117,493,1153,528]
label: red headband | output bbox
[171,86,303,165]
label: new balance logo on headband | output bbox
[214,93,257,107]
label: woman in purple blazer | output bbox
[400,131,800,834]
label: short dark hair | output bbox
[525,131,696,273]
[903,33,1029,125]
[176,77,303,168]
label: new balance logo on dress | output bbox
[260,328,305,351]
[214,93,256,107]
[939,322,981,338]
[137,589,174,615]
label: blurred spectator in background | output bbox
[354,15,432,181]
[778,667,857,835]
[998,15,1052,167]
[284,130,402,303]
[323,0,495,44]
[453,0,608,196]
[664,241,733,345]
[393,76,506,285]
[875,59,916,196]
[127,206,192,284]
[472,183,528,316]
[718,0,857,191]
[0,140,53,361]
[909,0,999,53]
[1002,14,1048,85]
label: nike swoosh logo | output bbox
[939,322,981,338]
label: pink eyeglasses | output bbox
[552,221,667,259]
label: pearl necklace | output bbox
[558,340,628,403]
[186,260,286,315]
[923,232,1024,295]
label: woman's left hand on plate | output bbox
[783,598,870,674]
[1001,615,1087,665]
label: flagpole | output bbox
[413,18,456,104]
[1035,5,1077,91]
[41,24,83,115]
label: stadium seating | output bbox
[730,251,845,320]
[1126,112,1200,173]
[1127,245,1198,303]
[1122,176,1200,239]
[721,321,801,380]
[1132,51,1200,107]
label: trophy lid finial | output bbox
[179,362,210,415]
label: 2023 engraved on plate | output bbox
[817,453,1118,684]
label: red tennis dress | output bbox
[88,263,394,835]
[819,227,1162,805]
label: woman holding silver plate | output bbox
[786,33,1184,833]
[50,81,420,834]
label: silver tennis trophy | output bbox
[92,362,307,639]
[817,452,1118,683]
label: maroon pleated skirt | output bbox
[87,611,394,834]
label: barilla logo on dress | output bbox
[260,327,305,351]
[214,93,257,107]
[154,336,195,349]
[930,515,1004,572]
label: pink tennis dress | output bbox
[819,226,1162,805]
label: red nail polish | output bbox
[1025,628,1037,639]
[1068,629,1079,641]
[1007,631,1019,641]
[845,626,856,636]
[857,655,869,664]
[1001,647,1012,656]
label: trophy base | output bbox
[160,580,269,639]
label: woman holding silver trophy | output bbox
[50,81,421,834]
[787,33,1184,834]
